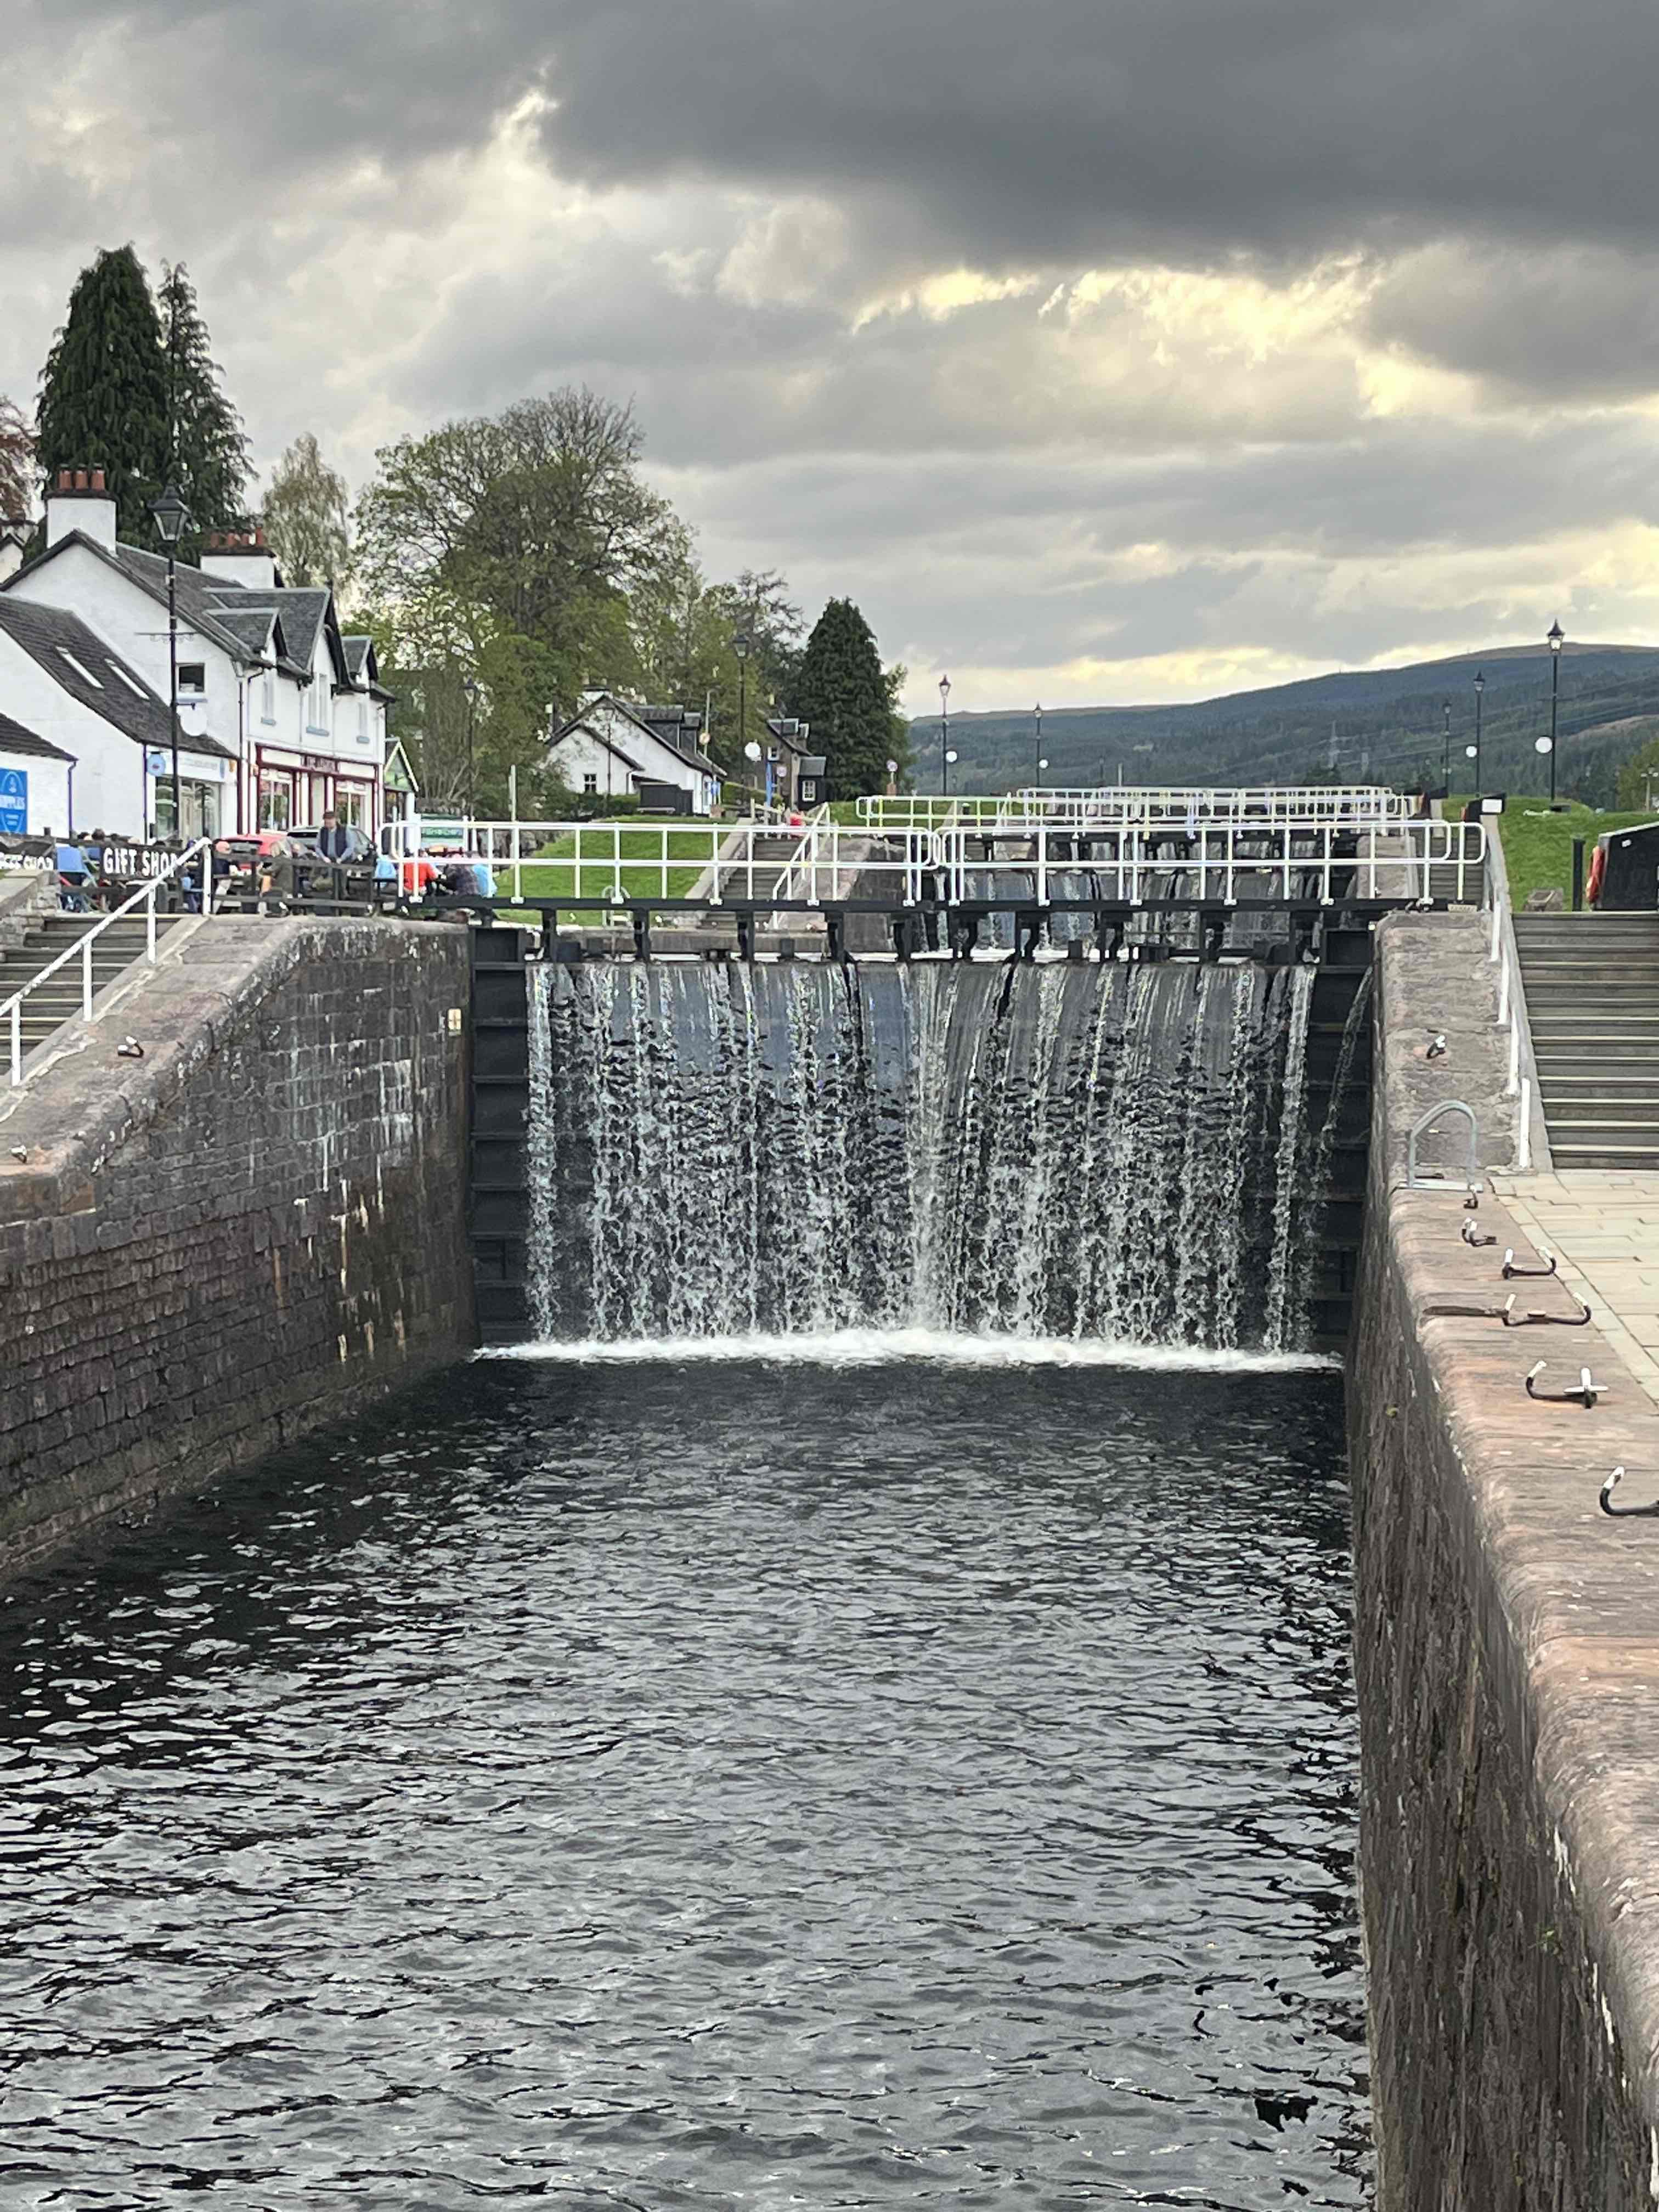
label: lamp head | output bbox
[1548,620,1565,654]
[732,631,751,663]
[939,673,951,703]
[1474,669,1485,695]
[149,484,192,548]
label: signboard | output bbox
[0,767,26,836]
[146,750,167,778]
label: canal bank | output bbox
[0,918,475,1579]
[1351,905,1659,2205]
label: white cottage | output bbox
[545,692,724,815]
[0,597,234,836]
[2,470,391,838]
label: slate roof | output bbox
[215,586,334,676]
[0,711,75,761]
[548,721,646,775]
[0,599,236,759]
[209,605,284,661]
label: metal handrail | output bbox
[859,785,1409,830]
[415,816,1484,913]
[1478,817,1549,1174]
[3,837,212,1085]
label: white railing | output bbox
[415,817,1483,913]
[1479,823,1545,1173]
[3,838,212,1085]
[858,785,1410,831]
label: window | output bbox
[261,668,275,723]
[177,663,205,694]
[335,786,368,827]
[105,661,148,699]
[357,696,369,744]
[258,773,293,830]
[583,771,599,793]
[309,671,329,731]
[56,648,102,689]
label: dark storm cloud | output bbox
[533,0,1659,264]
[24,0,1659,267]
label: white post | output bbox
[510,769,522,904]
[1519,1076,1532,1173]
[83,935,93,1018]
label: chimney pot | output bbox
[73,468,87,492]
[57,468,72,492]
[89,467,105,492]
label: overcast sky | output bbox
[7,0,1658,714]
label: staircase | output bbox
[0,911,185,1064]
[1514,912,1659,1167]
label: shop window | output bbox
[258,775,293,830]
[336,787,367,827]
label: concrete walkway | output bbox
[1489,1169,1659,1405]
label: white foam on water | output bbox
[478,1329,1340,1373]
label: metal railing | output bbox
[857,785,1410,831]
[409,816,1485,912]
[3,837,212,1085]
[1479,820,1547,1173]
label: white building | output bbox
[1,468,391,839]
[0,597,234,836]
[545,692,724,815]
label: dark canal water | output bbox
[0,1347,1371,2208]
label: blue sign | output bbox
[0,767,26,836]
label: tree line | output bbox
[2,245,911,810]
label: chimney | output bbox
[45,464,117,552]
[200,524,278,592]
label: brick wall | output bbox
[0,917,475,1577]
[1350,911,1659,2205]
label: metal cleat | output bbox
[1525,1362,1602,1408]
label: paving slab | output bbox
[1490,1169,1659,1408]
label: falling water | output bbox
[526,956,1324,1350]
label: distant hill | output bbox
[911,645,1659,802]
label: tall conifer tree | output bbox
[158,262,251,536]
[791,597,893,800]
[36,245,171,541]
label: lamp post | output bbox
[1034,701,1044,790]
[1473,669,1485,797]
[1442,698,1451,791]
[462,676,478,832]
[731,632,751,791]
[1547,620,1565,805]
[939,672,951,794]
[148,484,193,839]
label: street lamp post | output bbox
[1548,620,1565,805]
[1441,699,1451,791]
[148,484,193,839]
[463,676,478,831]
[1473,670,1485,797]
[732,631,751,786]
[939,673,952,794]
[1034,701,1043,789]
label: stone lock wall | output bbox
[0,917,476,1578]
[1351,911,1659,2207]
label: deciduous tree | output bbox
[0,397,32,520]
[263,433,351,586]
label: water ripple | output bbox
[0,1361,1369,2208]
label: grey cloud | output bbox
[1367,242,1659,400]
[533,0,1659,266]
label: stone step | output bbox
[1538,1094,1659,1123]
[1551,1147,1659,1170]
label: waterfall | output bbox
[525,957,1322,1350]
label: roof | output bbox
[4,531,364,691]
[547,719,647,775]
[0,599,236,760]
[210,605,284,661]
[342,634,394,702]
[799,754,827,777]
[0,712,74,762]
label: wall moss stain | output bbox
[1353,910,1659,2208]
[0,918,475,1581]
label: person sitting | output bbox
[50,830,94,911]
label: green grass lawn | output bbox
[1451,798,1656,910]
[506,825,725,904]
